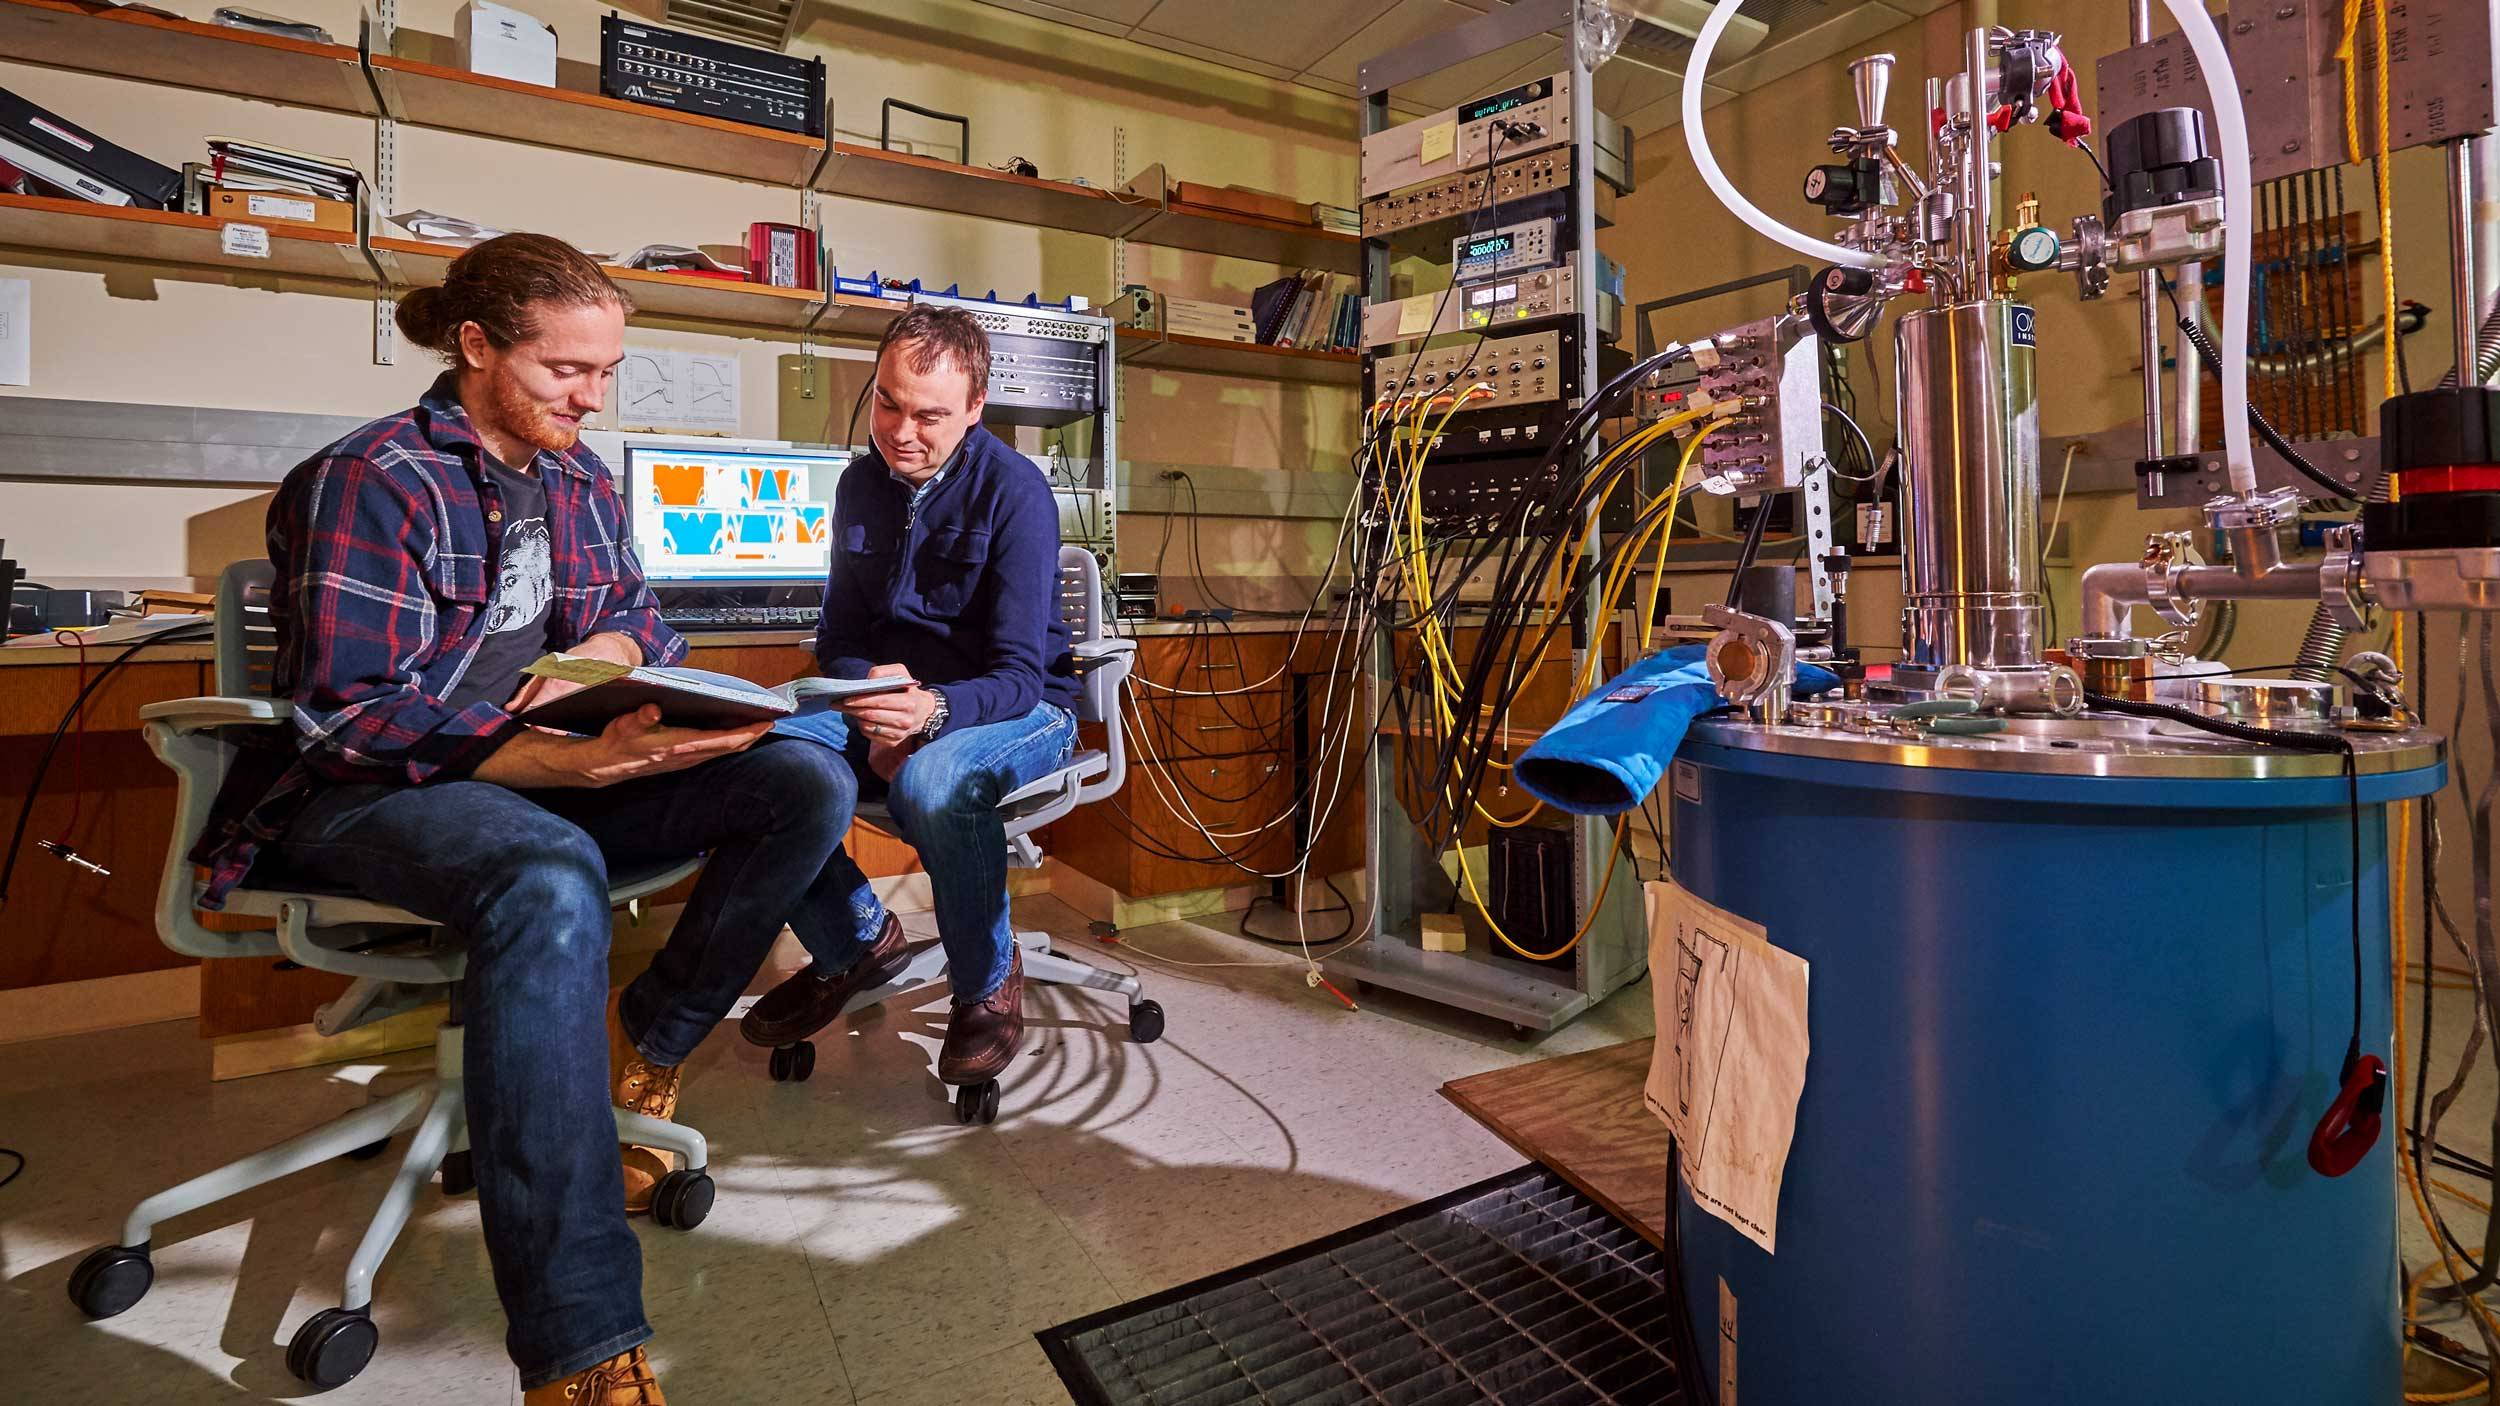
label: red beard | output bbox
[486,369,578,455]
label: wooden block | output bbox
[1421,911,1467,953]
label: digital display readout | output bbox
[1459,82,1542,124]
[1464,233,1515,259]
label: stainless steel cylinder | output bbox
[1895,299,2044,671]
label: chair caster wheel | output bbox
[769,1040,816,1083]
[652,1169,715,1230]
[439,1149,475,1197]
[287,1306,378,1390]
[1128,999,1166,1045]
[345,1137,391,1161]
[954,1080,1001,1125]
[67,1243,152,1320]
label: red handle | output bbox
[2307,1054,2388,1178]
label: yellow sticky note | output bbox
[1398,297,1434,337]
[1419,121,1455,165]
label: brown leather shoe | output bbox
[741,912,911,1047]
[607,989,681,1216]
[524,1345,665,1405]
[938,950,1024,1085]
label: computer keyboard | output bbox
[661,606,823,630]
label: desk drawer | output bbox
[1126,689,1287,761]
[1135,631,1291,689]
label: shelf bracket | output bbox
[372,112,397,367]
[798,184,820,399]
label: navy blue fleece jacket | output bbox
[812,423,1077,736]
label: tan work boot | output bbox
[524,1345,665,1405]
[607,989,682,1216]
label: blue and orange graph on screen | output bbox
[625,444,840,584]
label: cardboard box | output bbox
[1421,912,1467,954]
[455,1,557,87]
[208,185,355,233]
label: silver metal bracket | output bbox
[1701,603,1798,725]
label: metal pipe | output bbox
[1965,27,1994,298]
[2132,0,2166,459]
[2454,138,2481,381]
[2475,133,2500,328]
[2080,562,2149,639]
[2173,261,2203,454]
[2077,560,2326,640]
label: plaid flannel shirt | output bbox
[191,374,685,907]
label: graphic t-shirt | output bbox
[446,454,554,711]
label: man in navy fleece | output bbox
[743,305,1079,1085]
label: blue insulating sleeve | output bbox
[1512,645,1840,815]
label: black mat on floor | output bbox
[1036,1164,1685,1405]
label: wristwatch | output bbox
[918,690,951,740]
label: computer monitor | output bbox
[620,438,848,586]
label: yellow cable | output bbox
[1638,423,1721,650]
[1397,407,1709,960]
[2341,7,2487,1395]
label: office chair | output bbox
[761,546,1162,1126]
[65,560,715,1392]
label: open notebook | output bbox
[512,654,911,734]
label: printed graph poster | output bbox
[1644,879,1810,1254]
[617,347,740,431]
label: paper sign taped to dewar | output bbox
[1645,879,1810,1254]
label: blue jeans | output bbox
[255,736,858,1388]
[779,701,1076,1001]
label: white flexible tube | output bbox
[2158,0,2258,494]
[1684,0,1884,270]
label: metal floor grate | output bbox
[1039,1166,1682,1406]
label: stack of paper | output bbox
[619,245,745,278]
[207,137,360,203]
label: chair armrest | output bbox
[138,696,292,731]
[1072,639,1137,659]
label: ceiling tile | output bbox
[1125,32,1300,81]
[1136,0,1402,73]
[1031,0,1162,24]
[1306,0,1534,93]
[966,0,1137,39]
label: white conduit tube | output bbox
[2157,0,2258,495]
[1683,0,1885,271]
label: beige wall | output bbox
[0,0,1359,593]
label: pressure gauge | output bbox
[2010,226,2061,272]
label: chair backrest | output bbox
[217,559,279,700]
[1057,546,1113,724]
[993,546,1130,843]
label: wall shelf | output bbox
[0,191,373,283]
[0,0,376,116]
[1123,201,1362,276]
[813,143,1151,240]
[365,52,826,187]
[809,293,914,340]
[372,236,826,333]
[1117,326,1360,386]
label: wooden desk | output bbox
[1442,1039,1668,1250]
